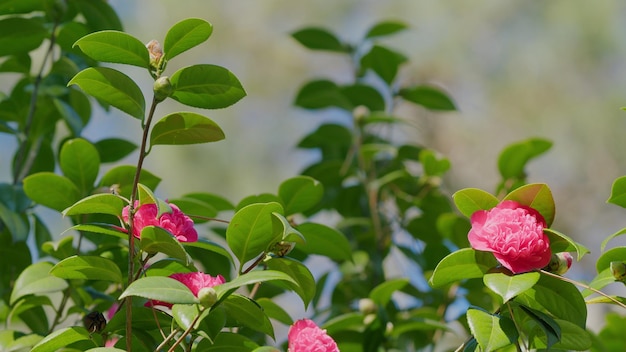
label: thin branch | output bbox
[539,269,626,310]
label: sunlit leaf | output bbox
[170,64,246,109]
[504,183,555,227]
[164,18,213,60]
[30,327,91,352]
[452,188,499,219]
[483,272,540,303]
[23,173,81,212]
[365,21,408,39]
[73,30,150,68]
[278,176,323,215]
[119,276,197,304]
[429,248,498,288]
[62,193,126,217]
[369,278,409,306]
[266,257,315,307]
[291,27,346,52]
[296,222,352,262]
[150,112,224,146]
[467,308,517,352]
[140,226,190,264]
[50,255,123,283]
[498,138,552,179]
[10,262,68,305]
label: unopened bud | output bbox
[544,252,573,275]
[153,76,173,102]
[611,261,626,281]
[198,287,218,308]
[146,40,163,70]
[363,313,376,325]
[353,105,370,121]
[358,298,377,315]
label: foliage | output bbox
[2,2,626,352]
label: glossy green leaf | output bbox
[150,112,224,146]
[200,331,258,351]
[531,319,591,351]
[10,262,68,305]
[146,259,193,277]
[398,85,456,111]
[369,278,409,306]
[365,21,408,39]
[498,138,552,179]
[73,30,150,68]
[294,80,351,110]
[483,272,540,303]
[68,67,145,119]
[222,294,274,338]
[140,226,190,264]
[41,236,75,261]
[119,276,198,304]
[467,308,517,352]
[582,268,615,297]
[452,188,499,218]
[271,212,305,246]
[601,227,626,252]
[168,197,217,224]
[256,298,293,325]
[105,306,172,333]
[0,203,28,241]
[171,303,204,330]
[226,202,284,270]
[183,240,233,264]
[23,172,81,212]
[504,183,555,227]
[99,165,161,199]
[94,138,137,163]
[30,327,91,352]
[62,193,126,217]
[75,0,123,31]
[50,255,123,283]
[515,274,587,328]
[608,175,626,208]
[164,18,213,60]
[360,45,407,84]
[596,246,626,273]
[236,193,282,211]
[136,183,171,217]
[180,192,234,212]
[341,84,386,112]
[278,176,323,215]
[65,223,127,240]
[214,270,296,301]
[0,18,47,57]
[291,27,345,52]
[170,64,246,109]
[544,228,589,261]
[429,248,499,288]
[518,304,561,349]
[296,222,352,261]
[266,257,316,307]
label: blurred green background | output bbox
[44,0,626,328]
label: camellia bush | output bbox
[3,1,626,351]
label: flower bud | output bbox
[363,313,376,325]
[153,76,173,102]
[544,252,573,275]
[146,40,163,70]
[611,261,626,281]
[198,287,218,308]
[358,298,377,315]
[353,105,370,122]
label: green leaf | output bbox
[429,248,499,288]
[278,176,323,215]
[601,227,626,252]
[467,308,518,352]
[94,138,137,163]
[296,222,352,262]
[10,262,68,305]
[180,192,234,212]
[119,276,198,304]
[59,138,100,195]
[608,175,626,208]
[398,85,456,111]
[503,183,555,227]
[544,228,589,261]
[150,112,224,146]
[50,255,123,283]
[0,18,47,58]
[294,80,351,110]
[214,270,296,301]
[341,84,386,112]
[137,183,171,217]
[596,246,626,273]
[452,188,500,218]
[582,268,615,297]
[164,18,213,60]
[498,138,552,179]
[183,240,233,264]
[68,67,145,119]
[140,226,190,264]
[65,223,127,240]
[30,327,91,352]
[23,172,81,212]
[483,272,540,303]
[266,257,316,307]
[531,319,591,351]
[62,193,126,217]
[369,278,409,306]
[271,212,305,246]
[515,273,587,328]
[99,165,161,199]
[518,304,561,349]
[420,149,451,177]
[75,0,123,31]
[168,196,217,224]
[171,303,204,331]
[199,331,259,351]
[0,204,28,241]
[73,30,150,68]
[291,27,346,52]
[170,64,246,109]
[360,45,407,84]
[256,298,293,325]
[222,294,274,338]
[365,21,408,39]
[226,202,284,271]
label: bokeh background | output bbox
[5,0,626,337]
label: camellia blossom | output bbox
[288,318,339,352]
[146,272,225,308]
[122,201,198,242]
[468,200,551,274]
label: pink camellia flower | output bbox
[122,201,198,242]
[146,272,225,309]
[468,200,551,274]
[288,318,339,352]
